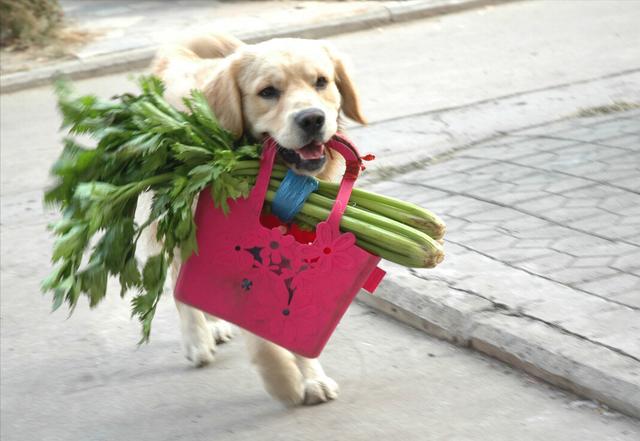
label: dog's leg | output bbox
[170,258,216,367]
[204,313,234,344]
[137,195,218,367]
[175,300,216,367]
[295,356,340,405]
[244,332,305,406]
[244,333,339,406]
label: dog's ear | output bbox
[203,58,244,139]
[324,44,367,125]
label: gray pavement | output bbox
[359,110,640,417]
[2,0,640,437]
[2,280,640,440]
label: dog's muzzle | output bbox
[278,141,327,172]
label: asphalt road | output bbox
[2,1,640,439]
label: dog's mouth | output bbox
[277,141,327,172]
[297,141,325,160]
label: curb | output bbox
[0,0,515,94]
[356,272,640,419]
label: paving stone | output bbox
[585,121,633,141]
[550,235,614,255]
[563,197,601,208]
[578,308,640,358]
[456,144,532,160]
[498,216,550,235]
[456,220,501,233]
[612,119,640,135]
[617,204,640,217]
[609,291,640,308]
[442,216,470,234]
[515,194,567,212]
[366,181,452,206]
[598,192,640,213]
[463,233,519,253]
[554,144,628,163]
[489,247,556,264]
[562,185,627,200]
[515,121,587,137]
[555,241,637,258]
[542,176,593,194]
[547,266,619,286]
[594,153,640,170]
[554,124,628,143]
[504,151,559,167]
[502,136,578,153]
[567,212,624,236]
[560,160,608,177]
[482,189,542,206]
[407,173,491,193]
[503,171,557,186]
[513,225,574,240]
[577,273,640,299]
[513,238,556,249]
[435,198,490,218]
[600,134,640,150]
[466,206,527,223]
[571,256,615,268]
[515,251,576,274]
[590,175,639,192]
[610,252,640,273]
[414,194,472,214]
[437,157,495,172]
[611,175,640,192]
[543,207,614,225]
[600,226,640,245]
[398,166,459,182]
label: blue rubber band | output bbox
[272,170,319,223]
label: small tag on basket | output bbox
[363,267,386,293]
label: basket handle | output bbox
[323,135,362,231]
[251,135,362,232]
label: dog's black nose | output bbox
[295,108,325,135]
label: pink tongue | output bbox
[297,142,325,160]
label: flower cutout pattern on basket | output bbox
[211,223,359,328]
[252,287,321,345]
[299,222,356,273]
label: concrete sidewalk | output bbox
[356,109,640,418]
[0,0,508,93]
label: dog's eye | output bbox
[258,86,280,99]
[315,76,328,90]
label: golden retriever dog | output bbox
[147,33,366,406]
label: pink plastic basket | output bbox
[175,135,385,357]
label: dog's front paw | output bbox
[208,320,234,344]
[184,341,215,367]
[303,376,340,405]
[182,331,216,367]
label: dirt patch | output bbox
[1,27,97,74]
[576,102,640,118]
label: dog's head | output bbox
[204,38,366,174]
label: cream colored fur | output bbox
[146,33,365,406]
